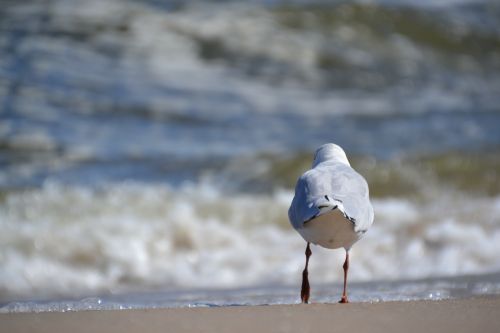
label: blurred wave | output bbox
[1,182,500,301]
[1,0,500,305]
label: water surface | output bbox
[1,0,500,311]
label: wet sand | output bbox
[2,296,499,333]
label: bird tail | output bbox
[314,195,343,217]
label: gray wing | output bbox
[288,162,374,232]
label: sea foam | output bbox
[1,182,499,302]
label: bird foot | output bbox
[300,273,310,304]
[339,296,349,304]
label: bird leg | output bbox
[300,242,312,304]
[339,250,350,303]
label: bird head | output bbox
[312,143,350,168]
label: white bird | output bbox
[288,143,374,303]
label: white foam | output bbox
[1,182,500,301]
[1,0,500,303]
[17,0,492,121]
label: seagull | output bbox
[288,143,374,304]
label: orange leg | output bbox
[300,242,312,304]
[339,250,349,303]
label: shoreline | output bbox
[2,296,499,333]
[3,271,500,311]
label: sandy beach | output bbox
[2,296,499,333]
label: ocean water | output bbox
[1,0,500,312]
